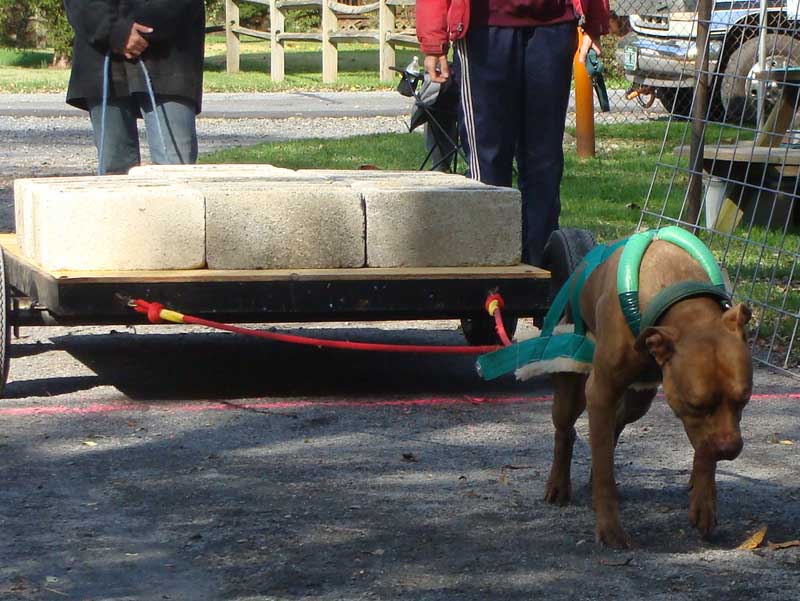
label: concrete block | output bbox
[127,164,318,181]
[363,185,521,267]
[14,176,133,260]
[31,180,205,271]
[205,182,365,269]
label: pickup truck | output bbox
[617,0,800,121]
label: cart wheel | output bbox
[461,314,518,347]
[542,228,597,294]
[0,249,9,395]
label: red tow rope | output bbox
[131,295,514,355]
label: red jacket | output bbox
[416,0,609,55]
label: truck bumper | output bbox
[616,32,723,89]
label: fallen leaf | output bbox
[767,539,800,550]
[778,440,794,445]
[82,441,98,447]
[498,471,510,486]
[598,556,633,567]
[401,453,418,463]
[626,202,641,210]
[737,525,768,550]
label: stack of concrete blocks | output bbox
[14,165,521,271]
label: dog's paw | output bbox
[544,476,572,506]
[689,489,717,539]
[595,521,632,549]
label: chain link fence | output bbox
[634,0,800,377]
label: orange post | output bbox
[573,28,595,158]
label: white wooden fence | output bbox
[224,0,419,82]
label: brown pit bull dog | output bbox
[544,240,753,549]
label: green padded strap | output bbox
[617,227,727,336]
[655,226,726,289]
[640,281,731,332]
[617,231,656,335]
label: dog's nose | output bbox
[712,433,743,461]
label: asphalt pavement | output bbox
[0,89,664,120]
[0,90,796,601]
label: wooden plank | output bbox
[386,32,418,45]
[379,0,395,81]
[225,0,241,74]
[674,143,800,165]
[330,1,379,15]
[231,25,272,41]
[270,0,285,83]
[276,32,323,42]
[329,31,380,44]
[0,235,547,285]
[321,1,338,83]
[275,0,321,8]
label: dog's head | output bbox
[635,303,753,461]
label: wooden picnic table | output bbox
[675,67,800,228]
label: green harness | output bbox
[476,226,731,381]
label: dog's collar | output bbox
[640,281,732,332]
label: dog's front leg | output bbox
[688,450,718,539]
[586,370,631,549]
[545,373,587,505]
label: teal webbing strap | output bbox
[568,239,627,336]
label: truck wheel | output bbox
[542,228,597,295]
[657,88,693,117]
[0,250,10,395]
[461,314,518,347]
[721,34,800,124]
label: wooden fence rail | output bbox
[224,0,419,82]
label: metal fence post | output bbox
[225,0,241,74]
[686,0,712,225]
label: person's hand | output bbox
[424,54,449,83]
[578,32,601,65]
[118,22,153,60]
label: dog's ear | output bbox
[635,326,679,366]
[722,303,751,336]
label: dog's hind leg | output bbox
[614,388,657,446]
[544,372,588,506]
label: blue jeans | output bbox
[88,94,198,175]
[455,22,577,265]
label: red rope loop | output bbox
[133,299,165,324]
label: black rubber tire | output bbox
[542,228,597,295]
[461,314,518,347]
[657,87,693,117]
[0,250,9,396]
[721,34,800,124]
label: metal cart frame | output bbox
[0,234,550,393]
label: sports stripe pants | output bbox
[455,22,577,265]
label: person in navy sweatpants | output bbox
[416,0,609,265]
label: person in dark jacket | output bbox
[417,0,609,266]
[64,0,205,174]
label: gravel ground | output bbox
[0,108,797,601]
[0,114,408,232]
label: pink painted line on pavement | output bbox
[0,395,552,417]
[0,392,796,418]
